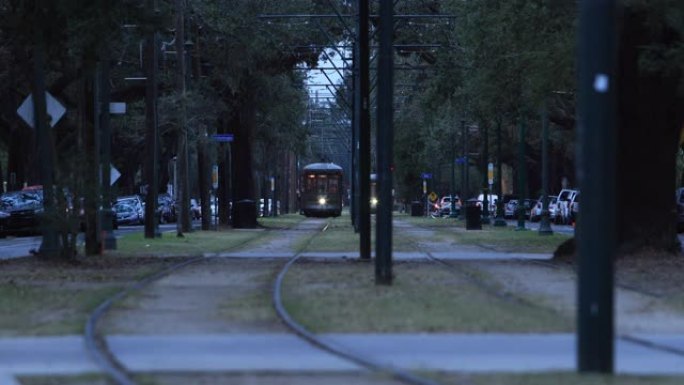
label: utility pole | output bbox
[358,0,371,260]
[175,0,191,235]
[144,0,160,239]
[32,7,60,258]
[375,0,393,285]
[99,32,116,249]
[539,104,553,235]
[481,123,490,224]
[515,116,527,231]
[577,0,617,373]
[494,120,506,226]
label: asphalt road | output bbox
[0,223,179,260]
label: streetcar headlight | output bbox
[370,198,378,207]
[318,197,326,205]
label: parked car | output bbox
[190,198,201,220]
[568,192,580,226]
[113,201,143,225]
[0,190,44,236]
[555,189,578,224]
[438,195,461,216]
[530,195,558,222]
[115,195,145,224]
[504,199,518,219]
[157,194,176,223]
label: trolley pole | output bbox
[358,0,371,260]
[577,0,617,373]
[375,0,393,285]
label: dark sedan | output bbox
[0,190,44,237]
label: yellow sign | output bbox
[428,192,438,202]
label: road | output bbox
[0,223,180,260]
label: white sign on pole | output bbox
[16,92,66,129]
[110,165,121,186]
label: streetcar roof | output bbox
[302,163,343,172]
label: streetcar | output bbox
[300,162,343,217]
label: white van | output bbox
[476,193,499,214]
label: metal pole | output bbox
[539,103,553,235]
[358,0,371,260]
[450,127,456,217]
[458,119,466,219]
[515,117,527,231]
[375,0,393,285]
[32,19,60,258]
[99,43,117,249]
[577,0,616,373]
[144,0,160,239]
[494,120,506,226]
[352,29,359,231]
[481,123,490,224]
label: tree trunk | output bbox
[615,8,684,254]
[231,82,257,228]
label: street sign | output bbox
[456,157,466,164]
[211,133,234,142]
[109,102,126,114]
[428,192,438,202]
[421,172,432,179]
[110,165,121,186]
[488,162,494,185]
[17,91,66,129]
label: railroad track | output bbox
[85,217,443,385]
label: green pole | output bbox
[358,0,371,260]
[375,0,393,285]
[515,116,527,231]
[144,0,160,239]
[32,19,60,258]
[99,40,117,250]
[494,120,506,226]
[577,0,616,373]
[481,123,490,224]
[539,103,553,235]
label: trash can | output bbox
[232,199,257,228]
[410,201,423,217]
[465,199,482,230]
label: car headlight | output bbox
[318,197,326,205]
[370,198,378,206]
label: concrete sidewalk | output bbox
[3,333,684,378]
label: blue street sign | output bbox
[211,133,234,142]
[421,172,432,179]
[455,157,465,164]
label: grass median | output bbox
[0,256,189,336]
[398,214,570,253]
[282,259,572,333]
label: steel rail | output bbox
[272,220,444,385]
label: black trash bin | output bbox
[232,199,257,229]
[465,199,482,230]
[410,201,423,217]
